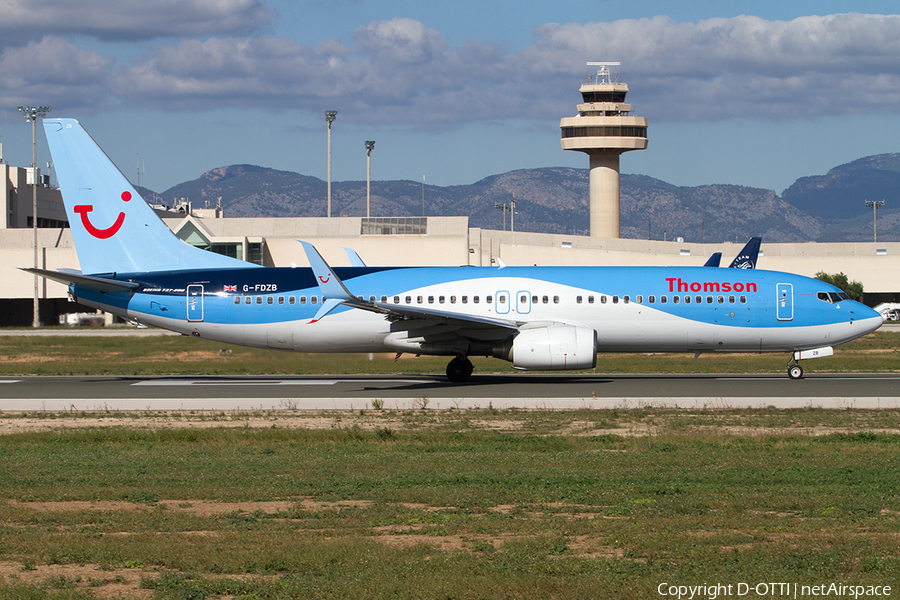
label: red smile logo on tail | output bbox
[74,191,131,239]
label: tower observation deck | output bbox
[560,62,648,238]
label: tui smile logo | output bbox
[74,191,131,239]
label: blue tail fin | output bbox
[43,118,255,275]
[729,237,762,269]
[703,252,722,267]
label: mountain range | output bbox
[140,153,900,243]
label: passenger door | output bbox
[187,284,204,322]
[776,283,793,321]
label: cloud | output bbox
[529,13,900,120]
[114,19,513,126]
[352,18,447,64]
[0,37,115,110]
[3,13,900,126]
[114,36,361,110]
[0,0,274,43]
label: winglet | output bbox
[300,241,370,323]
[300,241,356,302]
[343,247,367,267]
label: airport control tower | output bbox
[560,62,648,238]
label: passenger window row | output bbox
[234,295,319,305]
[232,293,748,306]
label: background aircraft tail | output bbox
[43,118,254,274]
[703,252,722,267]
[729,237,762,269]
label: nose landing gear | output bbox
[787,346,833,379]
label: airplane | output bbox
[27,118,883,383]
[729,237,761,269]
[703,236,761,269]
[702,252,722,268]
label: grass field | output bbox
[0,329,898,376]
[0,332,898,598]
[0,408,898,599]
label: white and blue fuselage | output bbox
[71,264,881,370]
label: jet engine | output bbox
[494,324,597,371]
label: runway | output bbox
[2,373,899,411]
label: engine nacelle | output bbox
[500,324,597,371]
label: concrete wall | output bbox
[0,227,78,299]
[165,216,474,268]
[1,164,67,229]
[4,216,900,311]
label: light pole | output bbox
[18,105,51,328]
[495,202,510,231]
[325,110,337,217]
[865,199,885,243]
[365,141,375,218]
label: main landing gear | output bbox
[446,356,474,383]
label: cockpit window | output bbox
[818,291,850,303]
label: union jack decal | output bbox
[223,285,237,292]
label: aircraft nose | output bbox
[855,304,884,334]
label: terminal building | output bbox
[2,64,900,326]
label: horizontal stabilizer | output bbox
[22,268,139,293]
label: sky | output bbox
[2,0,900,196]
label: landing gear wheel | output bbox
[446,357,474,383]
[788,364,803,380]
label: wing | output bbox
[299,241,520,332]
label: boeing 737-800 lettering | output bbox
[26,119,883,382]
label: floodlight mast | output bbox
[18,105,51,328]
[325,110,337,217]
[865,199,885,243]
[365,140,375,219]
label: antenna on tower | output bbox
[586,61,620,84]
[136,154,145,188]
